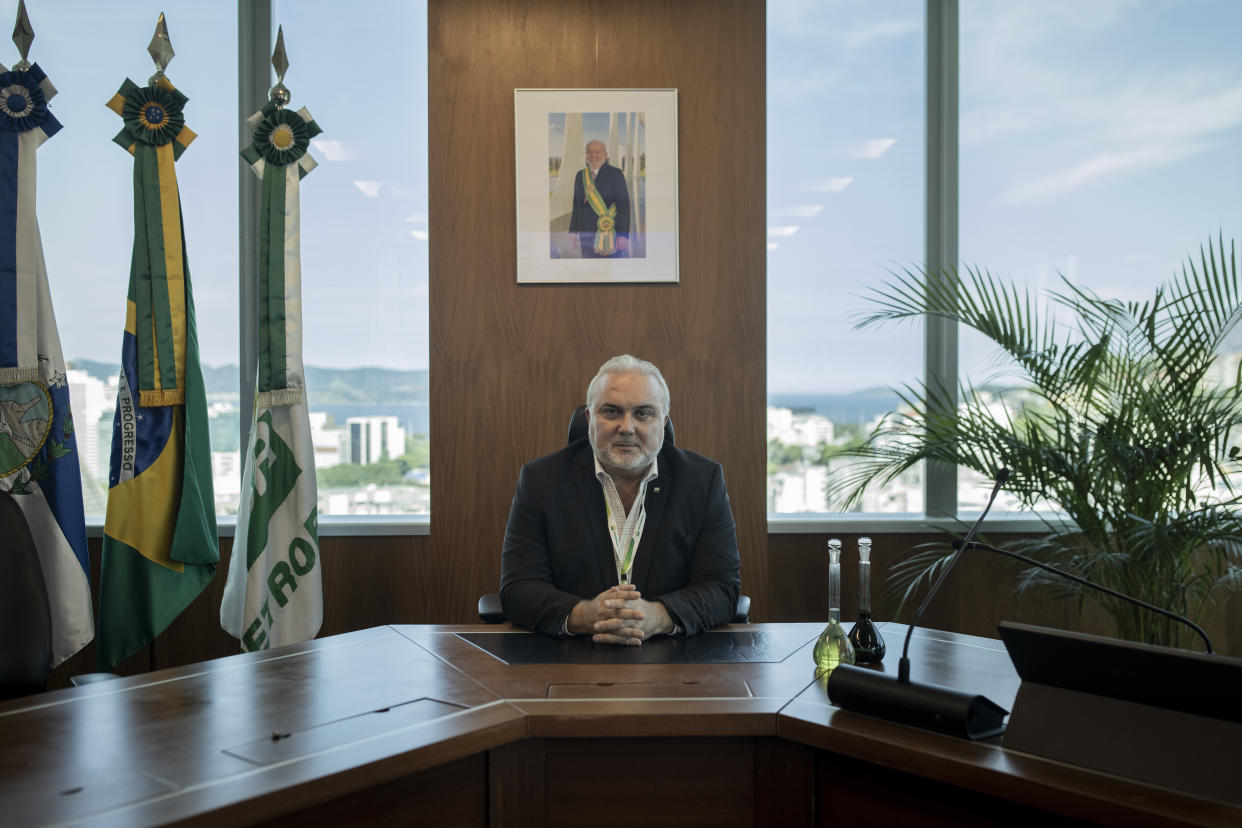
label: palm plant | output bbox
[828,236,1242,648]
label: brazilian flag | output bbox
[97,77,217,671]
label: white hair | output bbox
[586,354,670,415]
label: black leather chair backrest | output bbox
[0,492,53,700]
[567,403,675,446]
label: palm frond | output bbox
[836,234,1242,646]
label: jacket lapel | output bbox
[570,445,617,587]
[632,454,671,590]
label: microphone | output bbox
[961,540,1213,654]
[826,468,1012,740]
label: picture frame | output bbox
[514,88,679,284]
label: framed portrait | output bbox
[514,88,678,284]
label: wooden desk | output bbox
[1,623,1236,827]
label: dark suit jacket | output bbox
[500,438,741,637]
[569,162,631,253]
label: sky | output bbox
[767,0,1242,393]
[10,0,1242,392]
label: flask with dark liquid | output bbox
[813,538,855,674]
[848,536,886,663]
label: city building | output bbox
[346,416,405,465]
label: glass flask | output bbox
[848,536,886,663]
[813,538,855,674]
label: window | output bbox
[957,0,1242,512]
[768,0,1242,519]
[40,2,239,516]
[766,0,924,514]
[272,0,430,517]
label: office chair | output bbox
[0,491,54,700]
[479,405,750,624]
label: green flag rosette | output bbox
[116,81,186,150]
[251,104,314,167]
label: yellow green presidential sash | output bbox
[579,167,617,256]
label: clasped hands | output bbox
[569,584,673,646]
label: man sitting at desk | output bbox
[500,355,741,645]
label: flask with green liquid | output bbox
[813,537,855,674]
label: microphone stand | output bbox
[896,469,1010,682]
[962,540,1213,654]
[825,469,1012,740]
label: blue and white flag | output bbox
[0,61,93,667]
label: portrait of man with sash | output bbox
[568,139,632,258]
[520,95,673,283]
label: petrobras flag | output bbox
[221,100,323,650]
[98,76,217,671]
[221,402,321,650]
[0,61,93,667]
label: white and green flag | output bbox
[221,48,323,652]
[221,402,321,651]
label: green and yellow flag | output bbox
[97,73,217,671]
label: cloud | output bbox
[1107,80,1242,144]
[768,2,920,50]
[773,205,824,218]
[768,226,799,238]
[848,138,897,159]
[405,211,429,224]
[353,181,382,198]
[768,68,844,102]
[795,177,852,193]
[838,18,921,50]
[995,144,1202,206]
[960,109,1035,145]
[310,139,353,162]
[410,230,428,241]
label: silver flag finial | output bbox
[12,0,33,70]
[269,25,290,107]
[147,12,174,86]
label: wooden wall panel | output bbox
[428,0,768,621]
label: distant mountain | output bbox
[66,360,429,404]
[66,358,120,382]
[305,365,428,404]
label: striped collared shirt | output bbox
[593,454,660,582]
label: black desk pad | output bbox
[456,629,816,665]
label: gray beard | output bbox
[591,434,663,476]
